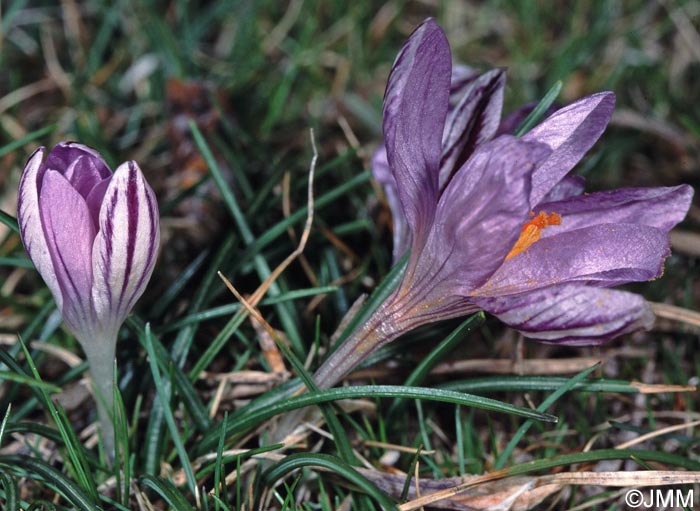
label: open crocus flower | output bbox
[18,142,159,454]
[313,19,693,388]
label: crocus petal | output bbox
[448,64,480,105]
[382,18,452,248]
[476,224,670,297]
[474,284,654,345]
[537,185,694,238]
[524,92,615,206]
[45,141,111,179]
[63,155,111,199]
[539,175,585,203]
[17,148,65,311]
[440,68,506,190]
[91,161,159,330]
[371,146,410,261]
[405,135,551,294]
[494,102,560,137]
[39,170,96,334]
[85,177,111,228]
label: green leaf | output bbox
[0,124,56,158]
[0,455,101,511]
[513,80,563,136]
[143,324,198,498]
[261,453,397,510]
[197,384,557,453]
[0,472,19,511]
[0,210,19,235]
[139,475,192,511]
[495,363,600,469]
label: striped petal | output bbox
[476,224,670,297]
[475,284,654,346]
[382,18,452,250]
[524,92,615,206]
[537,185,694,239]
[91,161,159,330]
[17,148,65,310]
[39,170,97,334]
[439,68,506,190]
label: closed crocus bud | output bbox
[17,142,159,455]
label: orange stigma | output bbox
[505,211,561,261]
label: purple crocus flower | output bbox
[313,19,692,388]
[18,141,159,453]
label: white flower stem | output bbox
[83,338,116,461]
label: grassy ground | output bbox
[0,1,699,509]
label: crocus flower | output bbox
[18,142,159,454]
[313,19,692,388]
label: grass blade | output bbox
[513,80,562,136]
[261,453,397,510]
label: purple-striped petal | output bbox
[474,284,654,345]
[439,68,506,190]
[39,170,96,334]
[448,64,479,104]
[17,148,64,311]
[382,18,452,249]
[476,223,670,297]
[524,92,615,206]
[91,161,160,329]
[405,135,550,293]
[537,185,693,238]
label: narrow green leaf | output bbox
[503,448,700,476]
[495,363,600,469]
[197,385,556,453]
[189,121,303,355]
[144,324,197,497]
[149,249,209,317]
[513,80,563,136]
[0,371,62,393]
[0,210,19,235]
[0,124,56,158]
[16,338,98,501]
[139,475,192,511]
[262,453,397,510]
[274,336,356,464]
[0,257,34,268]
[388,313,485,418]
[0,472,18,511]
[0,455,101,511]
[441,376,644,394]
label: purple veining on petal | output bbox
[382,18,452,253]
[91,161,160,329]
[439,68,506,190]
[403,135,551,297]
[536,185,694,238]
[476,223,670,297]
[474,284,655,346]
[524,92,615,206]
[38,170,97,334]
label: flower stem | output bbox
[83,340,116,460]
